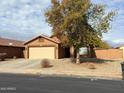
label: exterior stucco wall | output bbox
[25,37,59,59]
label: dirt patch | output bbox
[80,62,108,69]
[0,58,123,79]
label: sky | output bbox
[0,0,124,46]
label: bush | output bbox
[41,59,51,68]
[13,56,17,59]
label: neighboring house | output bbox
[119,45,124,50]
[118,45,124,58]
[24,35,70,59]
[0,37,25,59]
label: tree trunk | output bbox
[87,46,90,57]
[89,44,96,58]
[76,49,80,64]
[70,46,75,58]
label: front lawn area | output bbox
[0,58,123,79]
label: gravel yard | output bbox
[0,58,123,79]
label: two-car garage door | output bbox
[29,47,55,59]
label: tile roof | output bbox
[0,37,24,47]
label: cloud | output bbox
[93,0,124,44]
[113,0,123,3]
[0,0,51,40]
[0,0,124,43]
[112,38,124,43]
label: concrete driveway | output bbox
[0,59,42,74]
[0,59,41,68]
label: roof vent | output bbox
[9,43,13,45]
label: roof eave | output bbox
[24,35,61,45]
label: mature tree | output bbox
[98,41,111,49]
[45,0,116,63]
[86,3,116,57]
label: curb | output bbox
[37,73,123,81]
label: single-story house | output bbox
[0,37,25,59]
[24,35,70,59]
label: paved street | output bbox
[0,73,124,93]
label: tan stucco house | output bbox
[24,35,70,59]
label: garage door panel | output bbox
[29,47,55,59]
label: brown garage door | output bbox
[29,47,55,59]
